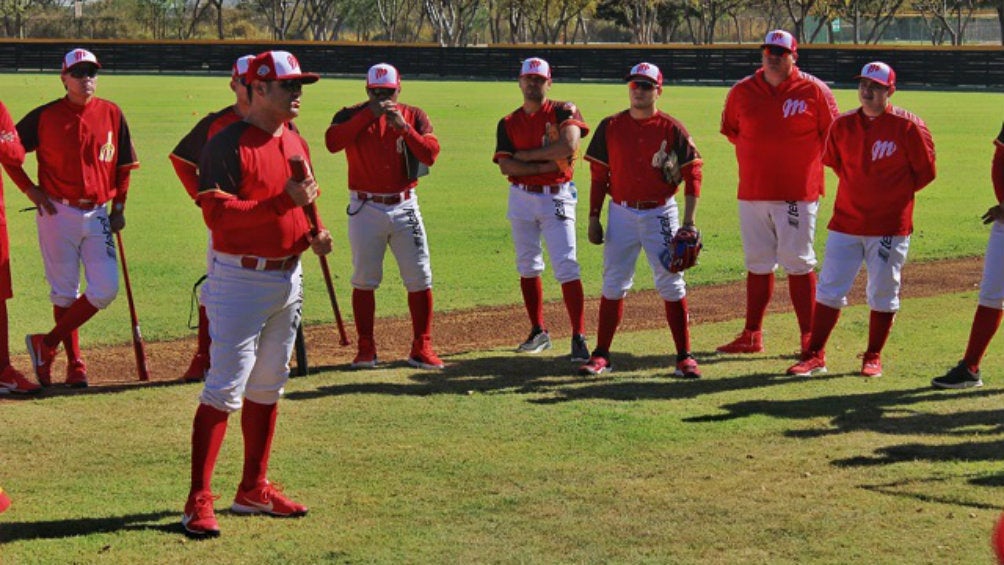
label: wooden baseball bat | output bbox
[289,155,351,346]
[115,231,150,381]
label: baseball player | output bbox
[717,30,839,356]
[787,62,936,377]
[324,63,444,370]
[169,54,255,383]
[3,49,139,389]
[0,101,39,395]
[932,122,1004,388]
[182,50,330,538]
[579,63,703,378]
[493,57,590,362]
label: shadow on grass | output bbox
[0,510,178,543]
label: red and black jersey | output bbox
[823,105,936,236]
[993,122,1003,204]
[170,105,242,200]
[325,102,439,193]
[16,97,138,204]
[196,121,314,258]
[721,68,838,201]
[493,99,589,186]
[0,101,25,300]
[585,110,702,203]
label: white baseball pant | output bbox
[816,230,910,312]
[37,200,118,309]
[978,220,1004,309]
[738,200,818,276]
[507,183,581,283]
[347,193,432,293]
[602,200,686,302]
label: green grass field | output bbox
[0,74,1002,563]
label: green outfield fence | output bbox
[0,39,1001,90]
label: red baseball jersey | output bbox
[823,106,937,236]
[170,105,243,200]
[16,97,138,204]
[721,68,838,201]
[324,102,439,193]
[993,122,1003,204]
[585,110,703,208]
[0,101,26,300]
[196,122,314,258]
[493,99,589,186]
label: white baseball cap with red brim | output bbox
[247,51,319,84]
[761,30,798,55]
[856,61,896,90]
[232,55,255,80]
[626,62,663,86]
[520,57,551,79]
[367,64,401,89]
[62,48,101,73]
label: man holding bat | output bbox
[3,48,139,389]
[182,50,331,538]
[324,63,444,370]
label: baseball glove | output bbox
[651,140,682,186]
[660,226,702,273]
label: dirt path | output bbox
[5,256,983,396]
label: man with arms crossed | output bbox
[494,57,590,362]
[579,63,703,378]
[717,30,838,356]
[182,50,332,538]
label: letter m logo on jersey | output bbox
[871,140,897,161]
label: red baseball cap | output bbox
[761,30,798,55]
[62,48,101,73]
[247,51,319,84]
[856,61,896,90]
[232,55,255,80]
[367,63,401,89]
[626,62,663,86]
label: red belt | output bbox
[519,184,562,194]
[356,190,412,205]
[618,200,665,210]
[239,255,299,271]
[59,198,101,210]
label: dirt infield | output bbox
[3,256,984,395]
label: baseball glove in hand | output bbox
[660,226,702,273]
[652,140,682,185]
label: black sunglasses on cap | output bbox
[763,45,790,57]
[629,80,656,91]
[368,87,396,97]
[68,66,98,79]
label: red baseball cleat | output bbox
[25,334,57,387]
[787,350,827,376]
[66,359,88,388]
[350,338,378,369]
[0,365,41,394]
[182,490,220,538]
[408,339,444,370]
[0,486,10,514]
[182,353,209,382]
[859,352,883,378]
[675,354,702,379]
[579,355,611,376]
[716,329,764,354]
[231,481,307,517]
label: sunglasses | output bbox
[629,81,657,91]
[763,46,790,57]
[68,67,98,79]
[278,80,304,92]
[368,88,396,97]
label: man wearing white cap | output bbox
[3,48,139,389]
[170,54,255,383]
[182,50,331,538]
[788,61,936,378]
[717,30,839,357]
[493,57,590,362]
[325,63,444,370]
[579,63,703,378]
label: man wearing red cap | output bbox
[182,50,332,538]
[170,54,255,383]
[718,30,839,357]
[493,57,591,362]
[788,61,936,377]
[933,122,1004,389]
[579,63,703,378]
[325,62,444,370]
[3,48,139,390]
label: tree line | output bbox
[1,0,1001,46]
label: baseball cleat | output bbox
[674,353,702,379]
[351,338,379,369]
[579,355,611,376]
[182,490,220,538]
[0,487,10,514]
[0,365,41,394]
[932,362,983,389]
[408,349,445,370]
[25,334,57,387]
[570,334,590,363]
[65,359,88,388]
[716,329,764,354]
[231,481,307,517]
[786,351,827,376]
[859,352,882,378]
[182,353,209,382]
[517,328,551,354]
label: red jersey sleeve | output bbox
[325,103,378,154]
[493,115,516,162]
[400,106,439,166]
[555,101,589,138]
[902,111,936,192]
[0,102,25,168]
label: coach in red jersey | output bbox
[579,63,703,378]
[325,63,444,370]
[169,54,255,383]
[787,62,936,378]
[182,50,332,538]
[0,101,39,394]
[3,49,139,389]
[717,30,839,357]
[493,57,590,362]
